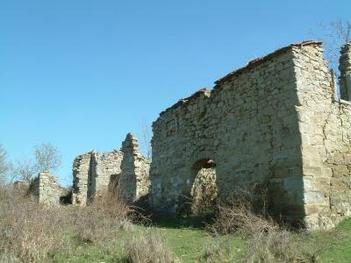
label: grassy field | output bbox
[49,222,243,262]
[47,217,351,263]
[2,186,351,263]
[317,219,351,262]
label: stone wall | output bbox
[30,172,67,206]
[89,150,124,200]
[149,40,351,230]
[72,150,123,205]
[72,134,150,206]
[150,41,305,223]
[293,42,351,229]
[72,152,92,206]
[119,133,150,202]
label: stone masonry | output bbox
[30,172,68,206]
[149,41,351,230]
[119,133,151,202]
[71,152,92,205]
[72,150,123,205]
[72,133,150,206]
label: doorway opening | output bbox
[190,159,218,216]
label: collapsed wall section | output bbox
[72,152,93,206]
[30,172,68,206]
[72,134,150,206]
[89,150,123,199]
[119,133,150,202]
[72,150,123,206]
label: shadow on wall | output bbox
[87,154,96,203]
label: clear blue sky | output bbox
[0,0,350,186]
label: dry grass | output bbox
[1,183,344,263]
[244,229,317,263]
[69,190,132,245]
[208,202,279,238]
[208,191,322,263]
[0,185,131,263]
[0,185,67,262]
[121,229,178,263]
[199,238,239,263]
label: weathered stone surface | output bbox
[72,134,150,206]
[293,41,351,230]
[72,152,93,206]
[149,40,351,230]
[118,133,150,202]
[90,150,123,200]
[30,172,67,206]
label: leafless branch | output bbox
[34,143,61,173]
[315,20,351,74]
[13,158,37,183]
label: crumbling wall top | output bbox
[156,40,322,120]
[158,88,211,117]
[215,40,322,85]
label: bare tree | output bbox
[315,21,351,73]
[310,20,351,99]
[34,143,61,173]
[13,158,37,183]
[332,21,351,44]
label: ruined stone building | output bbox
[149,41,351,230]
[72,133,150,206]
[26,133,150,207]
[24,41,351,231]
[29,172,69,206]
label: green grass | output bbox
[49,217,351,263]
[160,227,243,262]
[318,219,351,262]
[49,218,243,263]
[152,216,244,262]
